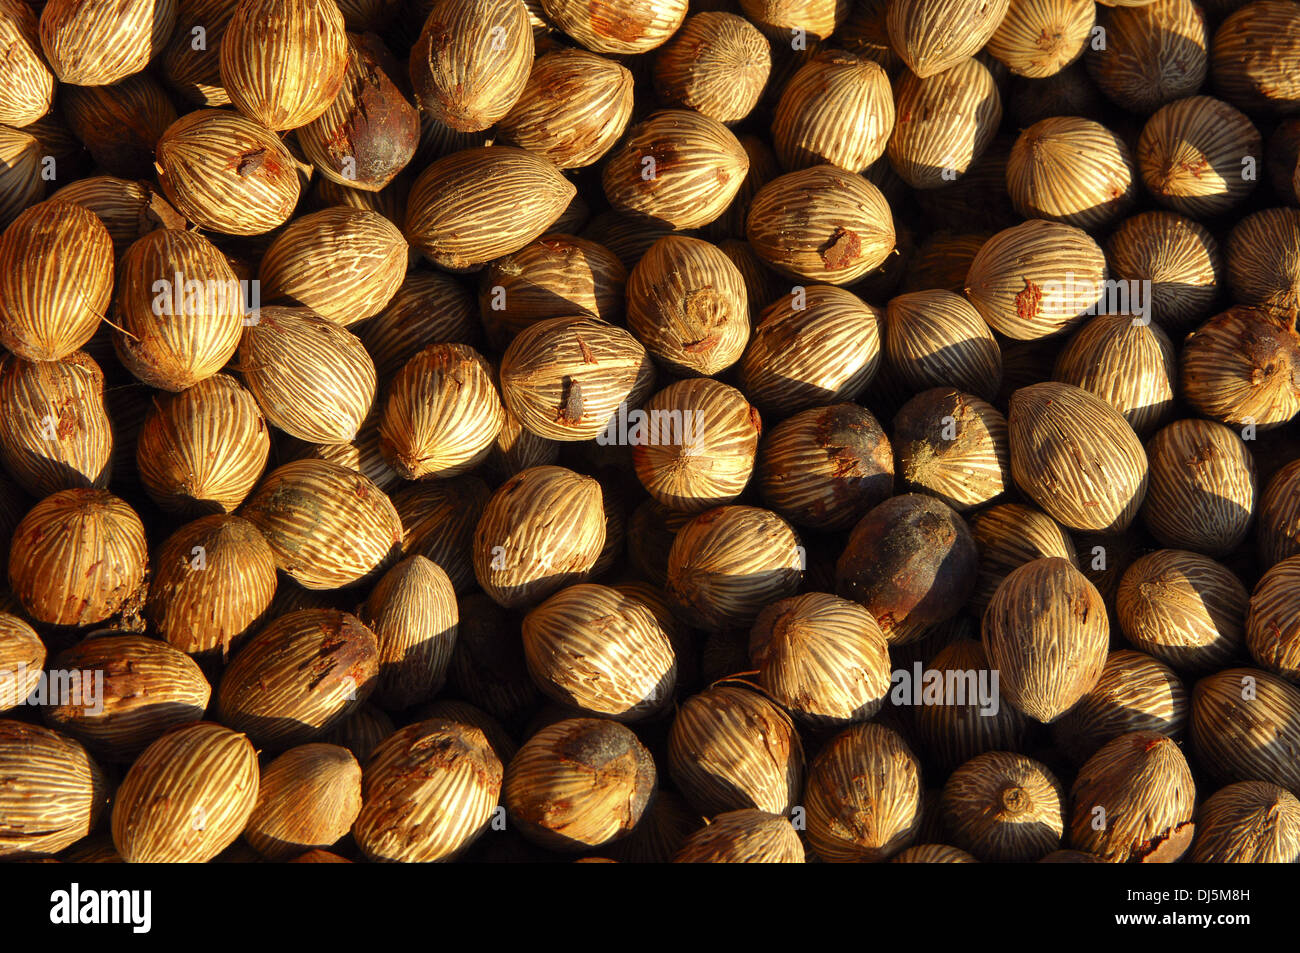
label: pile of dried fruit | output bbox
[0,0,1299,865]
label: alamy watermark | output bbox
[594,402,702,447]
[888,662,1001,716]
[0,664,104,715]
[1037,273,1153,326]
[151,273,262,326]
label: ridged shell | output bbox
[378,343,504,480]
[1105,211,1221,333]
[1211,0,1300,116]
[160,0,236,106]
[242,459,401,589]
[1246,556,1300,681]
[983,556,1110,723]
[43,634,210,761]
[1051,649,1188,765]
[218,609,379,749]
[50,175,186,257]
[1226,207,1300,317]
[0,1,53,127]
[541,0,687,53]
[1006,117,1137,229]
[357,270,478,379]
[884,290,1001,402]
[360,555,458,709]
[968,502,1077,616]
[755,402,894,532]
[239,306,377,444]
[504,717,655,851]
[941,752,1065,862]
[260,207,407,326]
[1192,781,1300,863]
[887,57,1002,190]
[886,0,1009,77]
[986,0,1094,77]
[1087,0,1208,113]
[39,0,177,86]
[1260,459,1300,567]
[0,720,106,858]
[219,0,347,130]
[653,12,770,124]
[1192,668,1300,794]
[111,721,258,863]
[114,228,244,390]
[740,285,883,417]
[1142,419,1256,555]
[1181,306,1300,431]
[0,126,46,228]
[394,476,490,593]
[1137,96,1260,218]
[632,378,760,513]
[665,505,803,630]
[447,591,540,723]
[739,0,849,39]
[155,109,302,235]
[146,514,277,658]
[496,49,634,170]
[522,583,676,720]
[0,351,112,497]
[1068,731,1195,862]
[8,488,146,627]
[405,146,575,271]
[136,373,270,516]
[499,315,655,442]
[472,465,606,608]
[354,718,502,862]
[244,743,361,860]
[965,219,1108,341]
[0,200,113,361]
[674,810,804,863]
[0,613,43,712]
[1008,381,1149,533]
[892,387,1010,512]
[772,51,893,173]
[324,702,393,765]
[61,72,177,180]
[746,165,894,284]
[804,722,921,862]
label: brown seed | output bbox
[1211,0,1300,116]
[394,476,490,593]
[504,717,656,851]
[772,50,893,173]
[39,0,176,86]
[0,125,46,229]
[1006,117,1137,229]
[632,379,760,513]
[674,810,804,863]
[740,285,884,417]
[111,721,258,863]
[653,12,771,125]
[244,743,362,861]
[43,634,210,762]
[749,591,891,726]
[1267,119,1300,205]
[739,0,849,41]
[480,234,627,350]
[1051,650,1189,765]
[1260,459,1300,568]
[885,290,1001,403]
[219,0,347,131]
[378,343,503,480]
[243,459,401,590]
[159,0,238,107]
[0,200,113,362]
[1068,731,1196,863]
[1141,418,1257,556]
[523,583,676,721]
[1225,207,1300,317]
[360,555,459,710]
[0,0,55,127]
[0,720,107,859]
[666,505,803,630]
[50,175,186,258]
[354,718,502,862]
[61,72,177,180]
[1246,556,1300,681]
[1087,0,1208,113]
[541,0,687,53]
[8,488,146,628]
[499,315,655,442]
[603,110,749,230]
[0,613,43,713]
[941,752,1066,862]
[968,503,1077,617]
[835,493,977,644]
[1052,312,1177,438]
[1192,667,1300,794]
[983,556,1109,724]
[404,145,576,271]
[218,609,379,750]
[887,57,1003,190]
[238,306,377,444]
[324,702,393,765]
[146,514,278,658]
[260,207,407,326]
[495,49,634,170]
[892,388,1010,512]
[417,699,517,766]
[447,591,542,724]
[472,465,606,609]
[0,351,112,497]
[755,402,894,532]
[155,109,302,236]
[964,219,1108,341]
[804,722,922,862]
[892,844,978,863]
[668,684,803,815]
[136,373,270,516]
[356,270,478,379]
[1105,211,1221,334]
[1137,96,1260,218]
[1008,381,1149,534]
[886,0,1009,76]
[986,0,1094,77]
[1192,781,1300,863]
[1181,306,1300,432]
